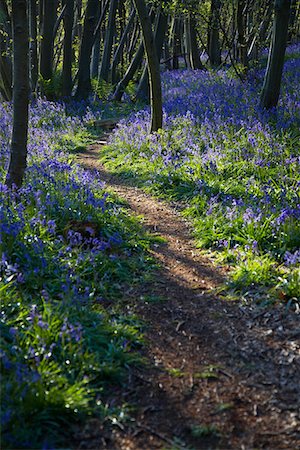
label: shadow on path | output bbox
[75,144,300,450]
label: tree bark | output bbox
[208,0,221,67]
[75,0,99,100]
[6,0,29,188]
[132,0,162,132]
[288,0,297,42]
[260,0,291,109]
[172,17,181,69]
[62,0,74,97]
[99,0,118,82]
[0,0,12,100]
[111,7,136,84]
[29,0,38,91]
[40,0,57,81]
[184,14,204,70]
[136,8,168,102]
[237,0,248,67]
[91,0,109,78]
[113,39,144,101]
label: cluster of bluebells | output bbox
[109,45,300,269]
[0,98,145,448]
[0,99,116,292]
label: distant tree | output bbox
[111,6,136,84]
[208,0,221,67]
[62,0,74,97]
[0,0,12,101]
[29,0,38,91]
[75,0,99,100]
[40,0,58,82]
[132,0,163,132]
[236,0,248,68]
[113,39,144,101]
[136,7,168,101]
[99,0,118,82]
[184,13,204,70]
[260,0,291,109]
[6,0,29,188]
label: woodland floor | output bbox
[74,138,300,450]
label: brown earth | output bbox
[75,140,300,450]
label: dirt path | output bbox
[76,142,300,450]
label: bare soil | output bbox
[75,141,300,450]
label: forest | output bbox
[0,0,299,448]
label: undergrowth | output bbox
[0,100,155,448]
[100,48,300,304]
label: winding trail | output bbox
[75,141,300,450]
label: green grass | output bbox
[98,113,300,304]
[0,126,158,448]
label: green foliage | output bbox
[276,268,300,301]
[91,78,114,100]
[0,104,157,448]
[39,71,62,100]
[99,59,300,303]
[1,287,144,447]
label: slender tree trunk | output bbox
[132,0,162,132]
[185,14,204,70]
[288,0,297,42]
[91,0,101,80]
[208,0,221,67]
[111,7,136,84]
[62,0,74,97]
[184,16,192,69]
[113,39,144,101]
[136,8,167,102]
[6,0,29,188]
[0,0,12,100]
[99,0,118,82]
[237,0,248,67]
[75,0,99,100]
[128,18,139,59]
[29,0,38,91]
[40,0,57,81]
[172,17,181,69]
[91,0,110,78]
[163,29,172,71]
[248,2,273,60]
[91,31,101,78]
[260,0,291,109]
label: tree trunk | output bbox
[91,0,110,78]
[99,0,118,82]
[288,0,297,42]
[237,0,248,67]
[6,0,29,189]
[132,0,162,132]
[173,17,182,69]
[40,0,57,81]
[208,0,221,67]
[184,16,192,69]
[260,0,291,109]
[113,39,144,101]
[91,31,101,78]
[75,0,99,100]
[136,8,167,102]
[0,0,12,100]
[62,0,74,97]
[128,18,139,60]
[111,7,136,84]
[163,35,172,71]
[29,0,38,91]
[184,14,204,70]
